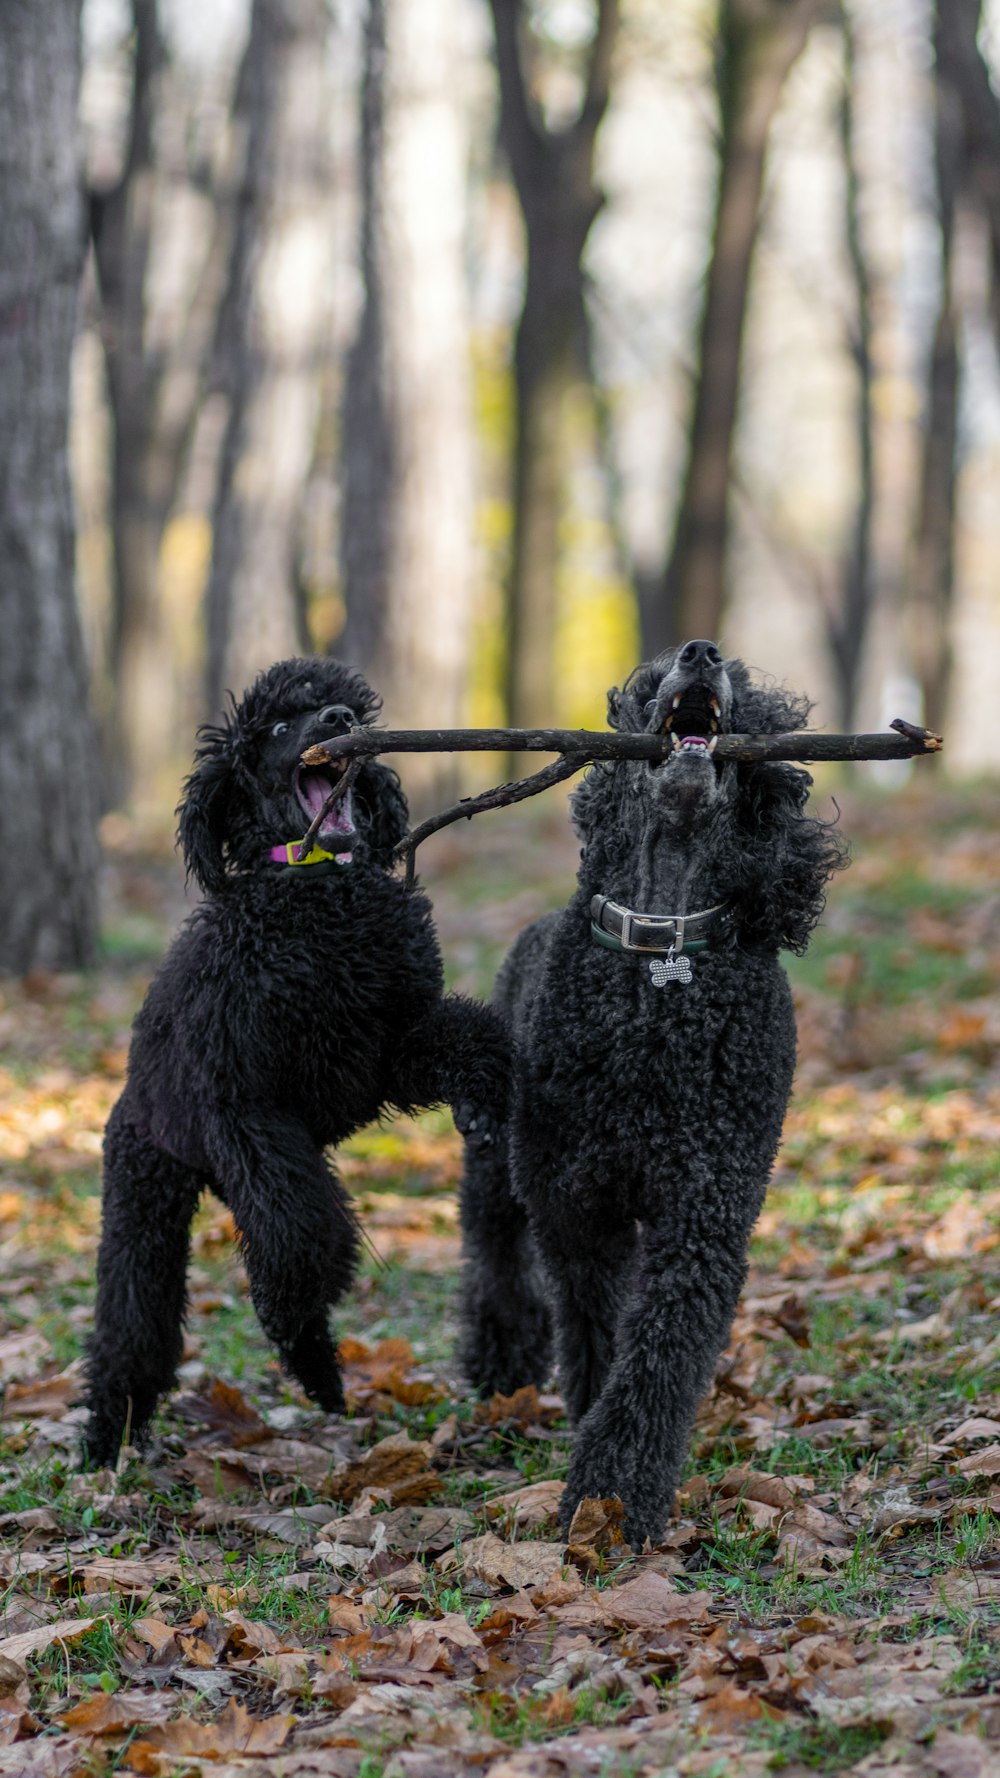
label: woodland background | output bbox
[0,7,999,1776]
[4,0,1000,970]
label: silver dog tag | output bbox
[649,951,693,987]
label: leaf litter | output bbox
[0,789,997,1773]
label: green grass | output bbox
[754,1717,890,1772]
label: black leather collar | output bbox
[590,894,728,956]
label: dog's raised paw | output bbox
[454,1100,499,1150]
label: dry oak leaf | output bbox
[338,1335,446,1408]
[956,1442,1000,1479]
[123,1697,295,1768]
[0,1332,51,1384]
[599,1571,712,1631]
[130,1617,180,1656]
[0,1616,98,1667]
[460,1531,566,1592]
[940,1417,1000,1446]
[60,1690,176,1736]
[565,1494,631,1573]
[486,1479,565,1533]
[0,1696,37,1747]
[330,1431,438,1505]
[320,1502,473,1559]
[80,1557,181,1596]
[923,1194,997,1259]
[474,1385,562,1430]
[715,1468,798,1513]
[529,1566,585,1611]
[0,1369,80,1420]
[0,1743,87,1776]
[410,1613,488,1673]
[173,1376,268,1447]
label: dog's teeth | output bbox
[710,697,720,716]
[710,719,718,733]
[672,694,681,710]
[708,735,718,753]
[671,732,682,752]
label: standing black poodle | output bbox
[84,656,509,1468]
[460,640,847,1546]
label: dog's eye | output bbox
[271,721,290,738]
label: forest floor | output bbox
[0,775,998,1776]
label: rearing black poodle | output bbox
[84,656,509,1468]
[460,641,847,1546]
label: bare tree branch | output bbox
[308,719,942,768]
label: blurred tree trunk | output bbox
[908,1,961,738]
[205,0,332,716]
[647,0,823,654]
[490,0,618,728]
[339,0,393,676]
[340,0,477,782]
[939,0,1000,349]
[92,1,228,805]
[826,9,875,729]
[0,0,100,971]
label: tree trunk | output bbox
[649,0,823,653]
[908,1,961,739]
[826,8,875,729]
[205,0,331,716]
[491,0,618,730]
[92,0,229,805]
[938,0,1000,349]
[0,0,100,972]
[339,0,393,675]
[339,0,477,788]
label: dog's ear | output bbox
[355,761,409,865]
[176,729,236,894]
[733,763,848,952]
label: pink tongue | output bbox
[300,771,354,837]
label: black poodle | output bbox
[84,656,509,1468]
[460,640,847,1546]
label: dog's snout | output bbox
[678,639,722,670]
[317,704,357,733]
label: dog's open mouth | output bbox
[294,755,355,840]
[653,685,723,763]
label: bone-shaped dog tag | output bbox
[649,952,693,987]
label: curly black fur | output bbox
[84,656,510,1468]
[460,643,848,1546]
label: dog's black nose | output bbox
[317,704,356,732]
[678,639,723,669]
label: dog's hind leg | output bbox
[83,1099,201,1468]
[207,1113,359,1415]
[459,1138,552,1398]
[529,1202,638,1427]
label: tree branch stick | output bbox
[306,717,942,769]
[297,717,941,879]
[394,754,586,884]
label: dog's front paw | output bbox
[562,1419,674,1551]
[454,1099,501,1152]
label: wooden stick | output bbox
[395,754,586,884]
[305,717,942,768]
[302,717,942,878]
